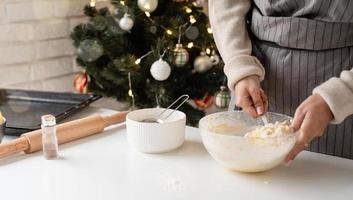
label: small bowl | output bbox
[199,111,296,172]
[0,117,6,143]
[126,108,186,153]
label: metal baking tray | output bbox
[0,89,101,136]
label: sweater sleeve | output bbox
[313,68,353,124]
[208,0,265,90]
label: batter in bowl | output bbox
[245,121,294,139]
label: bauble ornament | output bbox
[119,13,134,31]
[150,58,171,81]
[215,86,231,108]
[194,51,213,73]
[194,95,213,110]
[173,44,189,67]
[185,26,200,40]
[73,71,89,94]
[77,39,104,62]
[138,0,158,12]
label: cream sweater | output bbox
[209,0,353,124]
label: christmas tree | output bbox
[71,0,225,125]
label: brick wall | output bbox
[0,0,109,92]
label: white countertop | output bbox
[1,107,353,200]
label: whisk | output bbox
[141,94,189,123]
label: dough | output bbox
[244,121,294,139]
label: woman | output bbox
[209,0,353,162]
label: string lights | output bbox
[137,2,215,62]
[185,7,192,13]
[166,29,173,35]
[207,27,212,34]
[134,59,141,65]
[128,72,135,110]
[90,0,96,7]
[189,15,196,24]
[134,51,153,65]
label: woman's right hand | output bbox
[234,75,268,118]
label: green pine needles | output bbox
[71,0,224,126]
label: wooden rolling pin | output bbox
[0,111,128,158]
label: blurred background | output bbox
[0,0,111,92]
[0,0,208,92]
[0,0,224,119]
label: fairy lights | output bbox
[207,27,212,34]
[128,72,135,110]
[187,42,194,48]
[166,29,173,35]
[135,58,141,65]
[189,15,196,24]
[90,0,96,7]
[134,51,153,65]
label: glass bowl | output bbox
[199,111,296,172]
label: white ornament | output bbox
[138,0,158,12]
[150,58,171,81]
[194,52,213,73]
[119,13,134,31]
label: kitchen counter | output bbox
[0,107,352,200]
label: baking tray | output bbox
[0,89,101,136]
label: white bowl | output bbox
[199,111,296,172]
[126,108,186,153]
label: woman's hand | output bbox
[234,75,268,118]
[286,94,334,162]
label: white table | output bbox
[1,107,353,200]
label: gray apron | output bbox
[250,0,353,159]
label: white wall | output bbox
[0,0,108,92]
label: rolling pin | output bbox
[0,111,128,158]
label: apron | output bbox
[250,0,353,159]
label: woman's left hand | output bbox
[286,94,333,162]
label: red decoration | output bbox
[194,95,213,109]
[74,71,89,94]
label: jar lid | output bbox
[41,115,56,127]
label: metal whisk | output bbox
[141,94,189,123]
